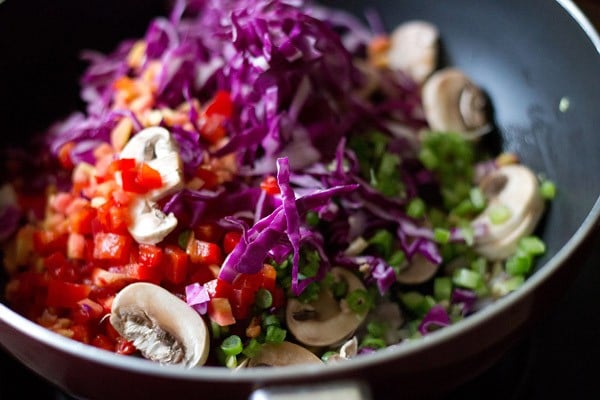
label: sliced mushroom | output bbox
[110,282,209,367]
[387,21,439,84]
[472,164,545,260]
[396,253,439,285]
[246,341,322,367]
[422,68,491,139]
[127,196,178,245]
[286,267,368,347]
[119,126,184,200]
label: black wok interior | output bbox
[1,0,599,398]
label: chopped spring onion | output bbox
[453,268,483,290]
[488,205,512,225]
[407,197,426,219]
[255,288,273,309]
[265,325,287,343]
[346,289,372,314]
[518,236,546,256]
[540,179,557,199]
[221,335,243,357]
[434,277,452,301]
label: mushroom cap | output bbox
[110,282,209,367]
[286,267,368,347]
[388,20,439,84]
[396,253,439,285]
[247,341,323,367]
[421,68,490,138]
[472,164,545,260]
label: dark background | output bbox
[1,0,599,399]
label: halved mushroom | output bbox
[246,341,322,367]
[286,267,368,347]
[119,126,184,200]
[110,282,209,367]
[396,253,439,285]
[472,164,545,260]
[387,21,439,84]
[127,197,178,245]
[422,68,491,139]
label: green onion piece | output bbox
[360,335,386,349]
[210,321,222,339]
[225,354,238,369]
[400,291,424,312]
[242,339,262,358]
[470,257,487,275]
[492,275,525,297]
[433,228,451,244]
[434,277,452,301]
[305,211,320,227]
[265,325,287,343]
[262,314,281,328]
[505,252,533,276]
[345,289,372,314]
[518,236,546,256]
[469,187,486,210]
[407,197,426,219]
[388,249,406,268]
[321,351,338,362]
[419,147,439,170]
[221,335,243,357]
[177,229,192,249]
[423,295,436,311]
[369,229,394,258]
[452,268,483,290]
[460,225,475,246]
[366,321,386,338]
[255,288,273,309]
[452,199,475,217]
[488,205,512,225]
[540,180,557,200]
[331,279,349,298]
[297,281,320,303]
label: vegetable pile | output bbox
[0,0,555,368]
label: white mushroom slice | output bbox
[286,267,368,347]
[247,341,322,367]
[472,164,545,260]
[128,197,178,245]
[110,282,209,367]
[422,68,491,139]
[119,126,184,200]
[387,21,439,84]
[396,253,439,285]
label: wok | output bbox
[1,0,599,398]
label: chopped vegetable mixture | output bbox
[0,0,554,368]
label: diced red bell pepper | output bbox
[230,287,255,320]
[222,231,242,254]
[260,175,280,195]
[204,90,233,118]
[125,262,163,284]
[44,251,77,282]
[115,337,137,355]
[92,334,115,352]
[91,268,133,290]
[72,298,105,324]
[162,244,189,285]
[69,206,96,235]
[186,239,223,266]
[194,223,224,243]
[121,162,163,194]
[204,278,233,299]
[137,244,163,269]
[46,279,92,309]
[194,167,219,189]
[93,232,132,263]
[33,229,68,256]
[57,141,76,170]
[207,297,236,326]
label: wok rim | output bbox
[1,0,600,387]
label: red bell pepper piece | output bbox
[46,279,92,309]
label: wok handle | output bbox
[249,380,373,400]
